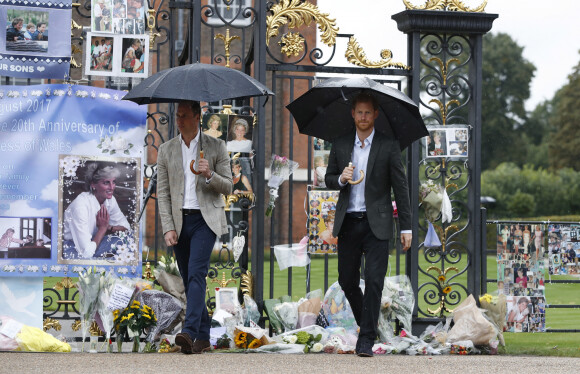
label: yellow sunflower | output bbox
[247,338,262,349]
[438,275,446,282]
[442,286,452,294]
[234,331,247,347]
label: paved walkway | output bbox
[2,352,580,374]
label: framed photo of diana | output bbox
[57,154,141,266]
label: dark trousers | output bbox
[337,215,389,343]
[174,212,216,341]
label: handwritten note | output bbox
[0,319,24,339]
[106,284,135,311]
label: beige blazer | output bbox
[157,133,233,237]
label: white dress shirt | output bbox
[343,129,374,213]
[181,132,201,209]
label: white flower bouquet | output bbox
[265,155,299,217]
[76,267,103,351]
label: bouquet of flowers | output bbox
[233,327,271,350]
[76,267,103,352]
[419,180,443,222]
[272,301,299,331]
[479,293,507,346]
[379,275,415,338]
[154,255,181,277]
[113,300,157,352]
[450,340,476,355]
[95,272,117,353]
[135,290,182,344]
[265,154,299,217]
[282,330,323,353]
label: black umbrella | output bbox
[122,62,274,104]
[286,76,427,150]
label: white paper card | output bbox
[0,319,24,339]
[106,284,134,311]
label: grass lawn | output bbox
[500,332,580,357]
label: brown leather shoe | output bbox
[191,339,211,354]
[175,333,194,354]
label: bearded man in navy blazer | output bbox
[325,92,412,357]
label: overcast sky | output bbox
[317,0,580,111]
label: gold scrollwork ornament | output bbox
[345,36,409,70]
[43,317,62,332]
[266,0,338,47]
[241,270,253,300]
[403,0,488,12]
[279,32,305,57]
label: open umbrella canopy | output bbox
[286,76,428,150]
[122,62,274,104]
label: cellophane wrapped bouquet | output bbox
[76,267,102,351]
[378,275,414,341]
[265,155,299,217]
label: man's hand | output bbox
[401,233,412,252]
[164,230,178,247]
[197,158,212,179]
[96,205,110,232]
[340,165,355,184]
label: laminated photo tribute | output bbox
[0,0,72,79]
[496,223,548,332]
[307,190,339,254]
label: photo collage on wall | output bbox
[307,190,339,254]
[312,137,332,188]
[496,224,548,332]
[86,0,147,78]
[547,224,580,276]
[85,33,149,77]
[424,126,468,159]
[91,0,146,35]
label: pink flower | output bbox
[400,329,407,337]
[372,344,387,355]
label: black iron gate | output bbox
[1,0,498,334]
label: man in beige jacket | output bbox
[157,100,232,354]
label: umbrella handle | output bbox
[189,150,204,175]
[347,162,364,185]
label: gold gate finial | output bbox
[147,8,161,50]
[215,29,241,68]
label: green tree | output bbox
[523,101,553,169]
[481,33,536,170]
[482,162,580,218]
[548,53,580,170]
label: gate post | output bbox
[392,9,497,335]
[252,0,268,308]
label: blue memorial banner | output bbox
[0,84,146,277]
[0,0,72,79]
